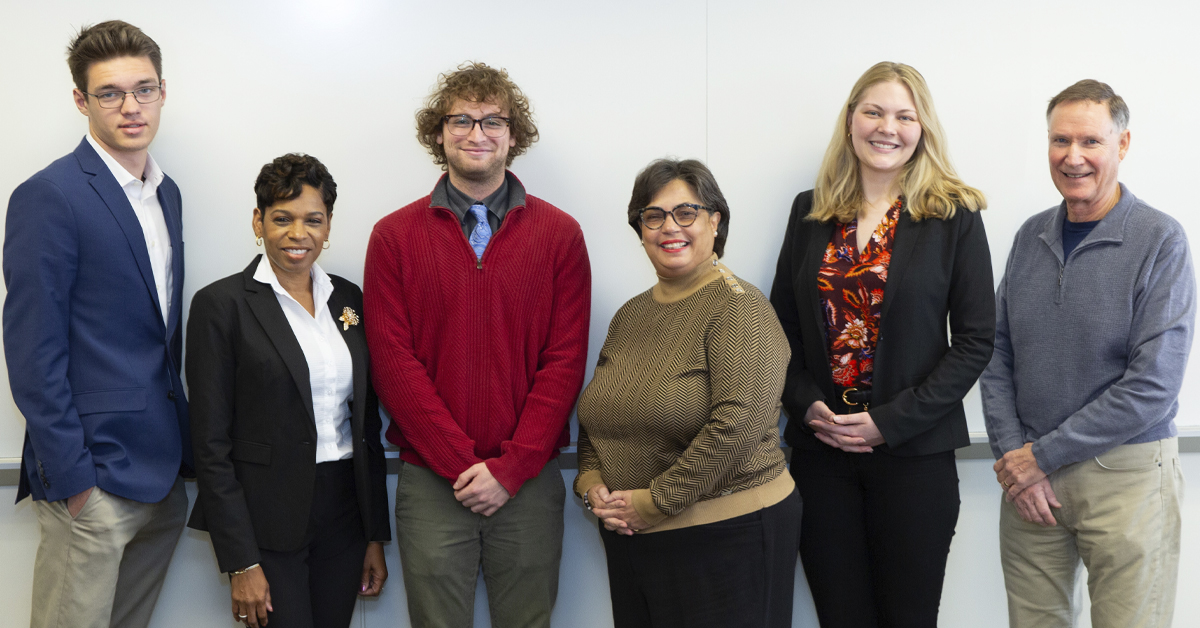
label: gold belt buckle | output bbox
[841,387,869,411]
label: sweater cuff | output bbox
[483,458,527,497]
[631,489,668,528]
[574,469,604,499]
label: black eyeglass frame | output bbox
[638,203,713,230]
[441,114,512,137]
[81,82,164,109]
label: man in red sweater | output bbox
[363,62,591,627]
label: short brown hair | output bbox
[415,61,538,169]
[627,159,730,258]
[67,21,162,92]
[1047,79,1129,131]
[254,153,338,216]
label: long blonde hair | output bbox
[810,62,985,223]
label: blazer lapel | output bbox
[242,260,316,425]
[801,219,836,367]
[880,210,920,322]
[327,288,367,442]
[75,139,165,328]
[159,183,184,345]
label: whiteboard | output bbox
[3,0,1199,460]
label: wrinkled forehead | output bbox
[1048,100,1119,134]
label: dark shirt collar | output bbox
[441,174,512,224]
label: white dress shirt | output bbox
[86,133,173,326]
[254,256,355,463]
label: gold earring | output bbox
[323,240,330,250]
[256,236,263,246]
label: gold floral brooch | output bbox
[339,307,359,331]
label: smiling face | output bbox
[252,185,331,283]
[640,179,722,279]
[849,80,922,182]
[1048,100,1130,220]
[73,55,164,163]
[437,99,515,190]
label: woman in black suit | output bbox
[769,62,995,627]
[188,153,389,628]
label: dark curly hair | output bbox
[627,159,730,258]
[67,21,162,92]
[254,153,337,216]
[415,61,539,169]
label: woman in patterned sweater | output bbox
[575,159,802,628]
[769,62,995,627]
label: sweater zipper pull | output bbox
[1058,265,1064,286]
[476,258,483,270]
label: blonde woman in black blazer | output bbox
[770,62,994,627]
[188,154,389,628]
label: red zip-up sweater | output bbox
[363,174,591,495]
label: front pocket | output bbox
[230,439,271,465]
[73,388,146,415]
[1094,442,1161,471]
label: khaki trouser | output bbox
[999,438,1184,628]
[30,477,187,628]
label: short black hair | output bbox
[254,153,337,215]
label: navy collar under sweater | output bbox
[432,172,523,239]
[1036,182,1134,263]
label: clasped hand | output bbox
[994,443,1060,527]
[805,400,884,453]
[587,484,650,536]
[454,462,510,516]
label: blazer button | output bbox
[167,391,176,400]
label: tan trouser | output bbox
[30,477,187,628]
[999,438,1184,628]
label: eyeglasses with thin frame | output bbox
[442,114,511,138]
[639,203,712,230]
[82,83,163,109]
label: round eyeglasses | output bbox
[82,84,163,109]
[639,203,712,230]
[442,114,511,138]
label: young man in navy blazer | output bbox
[2,20,189,628]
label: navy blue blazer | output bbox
[3,137,190,504]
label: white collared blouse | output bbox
[253,256,354,462]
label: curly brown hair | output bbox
[415,61,539,169]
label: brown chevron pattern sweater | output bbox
[575,256,794,533]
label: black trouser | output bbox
[258,459,368,628]
[790,446,959,628]
[600,488,802,628]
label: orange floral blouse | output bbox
[817,198,902,388]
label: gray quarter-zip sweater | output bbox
[980,183,1195,474]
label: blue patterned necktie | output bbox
[468,203,491,260]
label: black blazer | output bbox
[769,191,996,456]
[186,256,390,573]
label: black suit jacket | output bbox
[769,191,996,456]
[186,256,390,573]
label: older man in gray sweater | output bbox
[981,80,1193,628]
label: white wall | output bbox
[2,0,1199,626]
